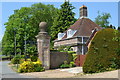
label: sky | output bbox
[0,1,119,41]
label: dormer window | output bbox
[58,33,65,40]
[92,27,98,33]
[92,29,94,33]
[67,29,77,38]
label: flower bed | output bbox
[18,60,44,73]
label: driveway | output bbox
[74,70,119,78]
[20,67,83,78]
[1,61,34,78]
[20,67,119,78]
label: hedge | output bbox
[83,28,120,73]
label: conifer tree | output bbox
[51,1,76,41]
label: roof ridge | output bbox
[80,18,84,26]
[75,18,85,36]
[87,18,100,28]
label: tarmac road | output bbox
[1,61,34,78]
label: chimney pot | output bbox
[80,5,88,19]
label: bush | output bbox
[60,61,75,68]
[31,56,38,62]
[33,60,44,72]
[83,29,120,73]
[60,61,70,68]
[68,51,76,54]
[69,61,76,67]
[11,54,21,64]
[57,45,71,51]
[2,56,10,60]
[72,54,77,61]
[18,60,44,73]
[19,59,25,64]
[18,61,34,73]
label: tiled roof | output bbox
[55,18,102,41]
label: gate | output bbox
[75,55,86,66]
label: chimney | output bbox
[80,5,87,19]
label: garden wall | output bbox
[50,52,73,69]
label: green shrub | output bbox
[60,61,75,68]
[50,50,59,52]
[2,56,10,58]
[33,60,45,72]
[31,56,38,62]
[68,51,76,54]
[72,54,77,61]
[2,56,10,60]
[83,29,120,73]
[60,61,70,68]
[69,61,76,67]
[11,54,21,64]
[57,45,71,51]
[19,59,25,64]
[21,55,25,58]
[60,64,70,68]
[34,66,44,72]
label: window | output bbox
[58,33,65,40]
[67,29,77,38]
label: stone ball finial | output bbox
[39,22,47,32]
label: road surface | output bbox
[0,61,34,78]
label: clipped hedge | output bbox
[83,28,120,73]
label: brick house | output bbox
[54,5,102,66]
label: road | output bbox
[0,61,34,78]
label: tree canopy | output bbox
[2,1,76,56]
[94,11,111,28]
[2,3,58,56]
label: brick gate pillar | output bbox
[36,22,51,70]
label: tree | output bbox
[118,27,120,31]
[51,1,76,41]
[94,11,111,28]
[2,3,58,56]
